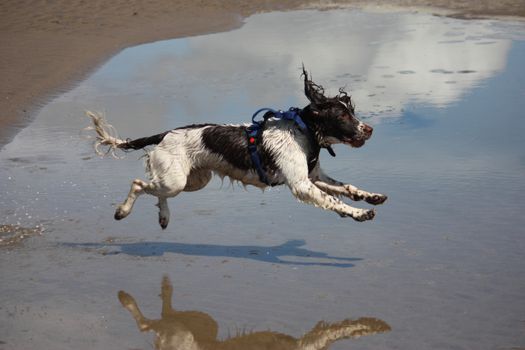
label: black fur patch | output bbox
[202,125,253,170]
[307,142,321,173]
[121,124,216,150]
[202,125,281,175]
[300,104,359,147]
[120,131,171,150]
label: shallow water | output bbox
[1,9,525,350]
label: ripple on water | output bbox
[0,224,42,247]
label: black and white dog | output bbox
[88,68,387,229]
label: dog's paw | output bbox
[117,290,134,307]
[338,208,376,221]
[114,206,128,220]
[366,193,388,205]
[158,215,169,230]
[352,208,376,222]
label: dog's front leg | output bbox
[290,180,375,221]
[312,167,387,205]
[278,149,374,221]
[314,180,387,205]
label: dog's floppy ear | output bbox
[302,65,326,105]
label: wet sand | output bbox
[1,0,525,148]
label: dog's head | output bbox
[300,68,372,149]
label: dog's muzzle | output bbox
[361,123,373,139]
[346,123,373,148]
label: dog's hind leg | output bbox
[114,179,151,220]
[115,177,185,228]
[152,169,210,230]
[157,197,170,230]
[149,173,189,229]
[118,290,154,332]
[161,275,174,316]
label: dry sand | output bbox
[1,0,524,148]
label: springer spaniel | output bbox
[87,68,387,229]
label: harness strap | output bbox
[246,124,270,185]
[246,107,306,186]
[251,107,308,132]
[245,107,335,186]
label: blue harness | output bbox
[245,107,308,186]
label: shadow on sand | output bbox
[119,275,391,350]
[63,239,362,268]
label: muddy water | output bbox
[1,9,525,350]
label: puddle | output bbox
[1,8,525,350]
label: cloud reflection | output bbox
[98,10,512,126]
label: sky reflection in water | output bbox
[84,10,517,126]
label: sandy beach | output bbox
[1,0,525,148]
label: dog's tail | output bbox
[86,111,169,157]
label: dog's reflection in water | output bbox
[119,276,390,350]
